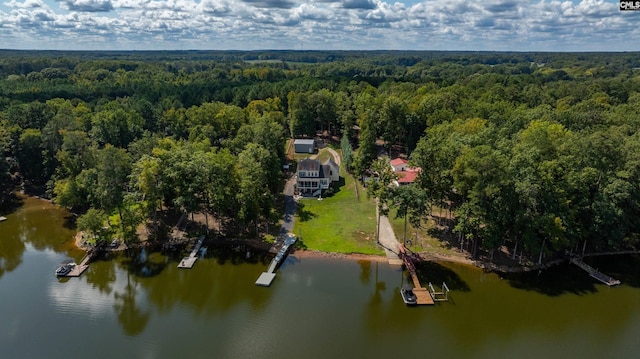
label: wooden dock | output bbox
[178,235,205,269]
[398,244,434,305]
[570,257,621,286]
[66,263,89,277]
[256,234,297,286]
[61,242,104,277]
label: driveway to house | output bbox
[269,175,297,253]
[281,175,297,235]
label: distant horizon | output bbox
[1,48,639,54]
[1,1,638,52]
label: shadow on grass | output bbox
[325,176,346,197]
[296,201,318,222]
[427,221,459,251]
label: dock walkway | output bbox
[178,235,205,269]
[398,244,434,305]
[570,257,621,286]
[255,234,297,286]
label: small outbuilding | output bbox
[294,139,316,154]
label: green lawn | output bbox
[293,167,382,255]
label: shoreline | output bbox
[290,248,543,273]
[73,230,639,273]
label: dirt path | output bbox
[325,147,341,166]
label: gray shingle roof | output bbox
[298,158,320,172]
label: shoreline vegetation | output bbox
[72,225,640,274]
[1,51,639,276]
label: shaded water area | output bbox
[2,197,640,358]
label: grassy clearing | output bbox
[387,207,460,257]
[294,165,382,255]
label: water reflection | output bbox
[0,196,78,279]
[0,225,25,278]
[114,271,150,336]
[5,196,640,358]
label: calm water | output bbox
[2,197,640,359]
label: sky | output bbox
[1,0,639,51]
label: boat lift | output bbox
[428,282,450,302]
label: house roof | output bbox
[323,157,339,170]
[294,139,315,145]
[298,158,321,172]
[390,158,409,167]
[397,171,419,183]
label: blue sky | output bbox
[1,0,638,51]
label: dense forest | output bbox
[1,50,639,262]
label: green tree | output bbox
[131,155,163,236]
[340,135,353,174]
[389,185,428,245]
[236,143,274,233]
[77,208,107,241]
[91,109,144,148]
[96,145,132,232]
[287,91,315,137]
[16,128,45,184]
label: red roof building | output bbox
[396,170,419,184]
[390,158,420,186]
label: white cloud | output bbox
[57,0,114,12]
[3,0,46,8]
[0,0,637,51]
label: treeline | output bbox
[0,94,286,240]
[0,51,640,256]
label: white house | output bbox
[390,158,409,172]
[296,157,340,196]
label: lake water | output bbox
[2,196,640,358]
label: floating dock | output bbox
[570,257,621,286]
[66,263,89,277]
[255,234,297,286]
[178,235,205,269]
[60,242,104,277]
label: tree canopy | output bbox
[0,50,639,257]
